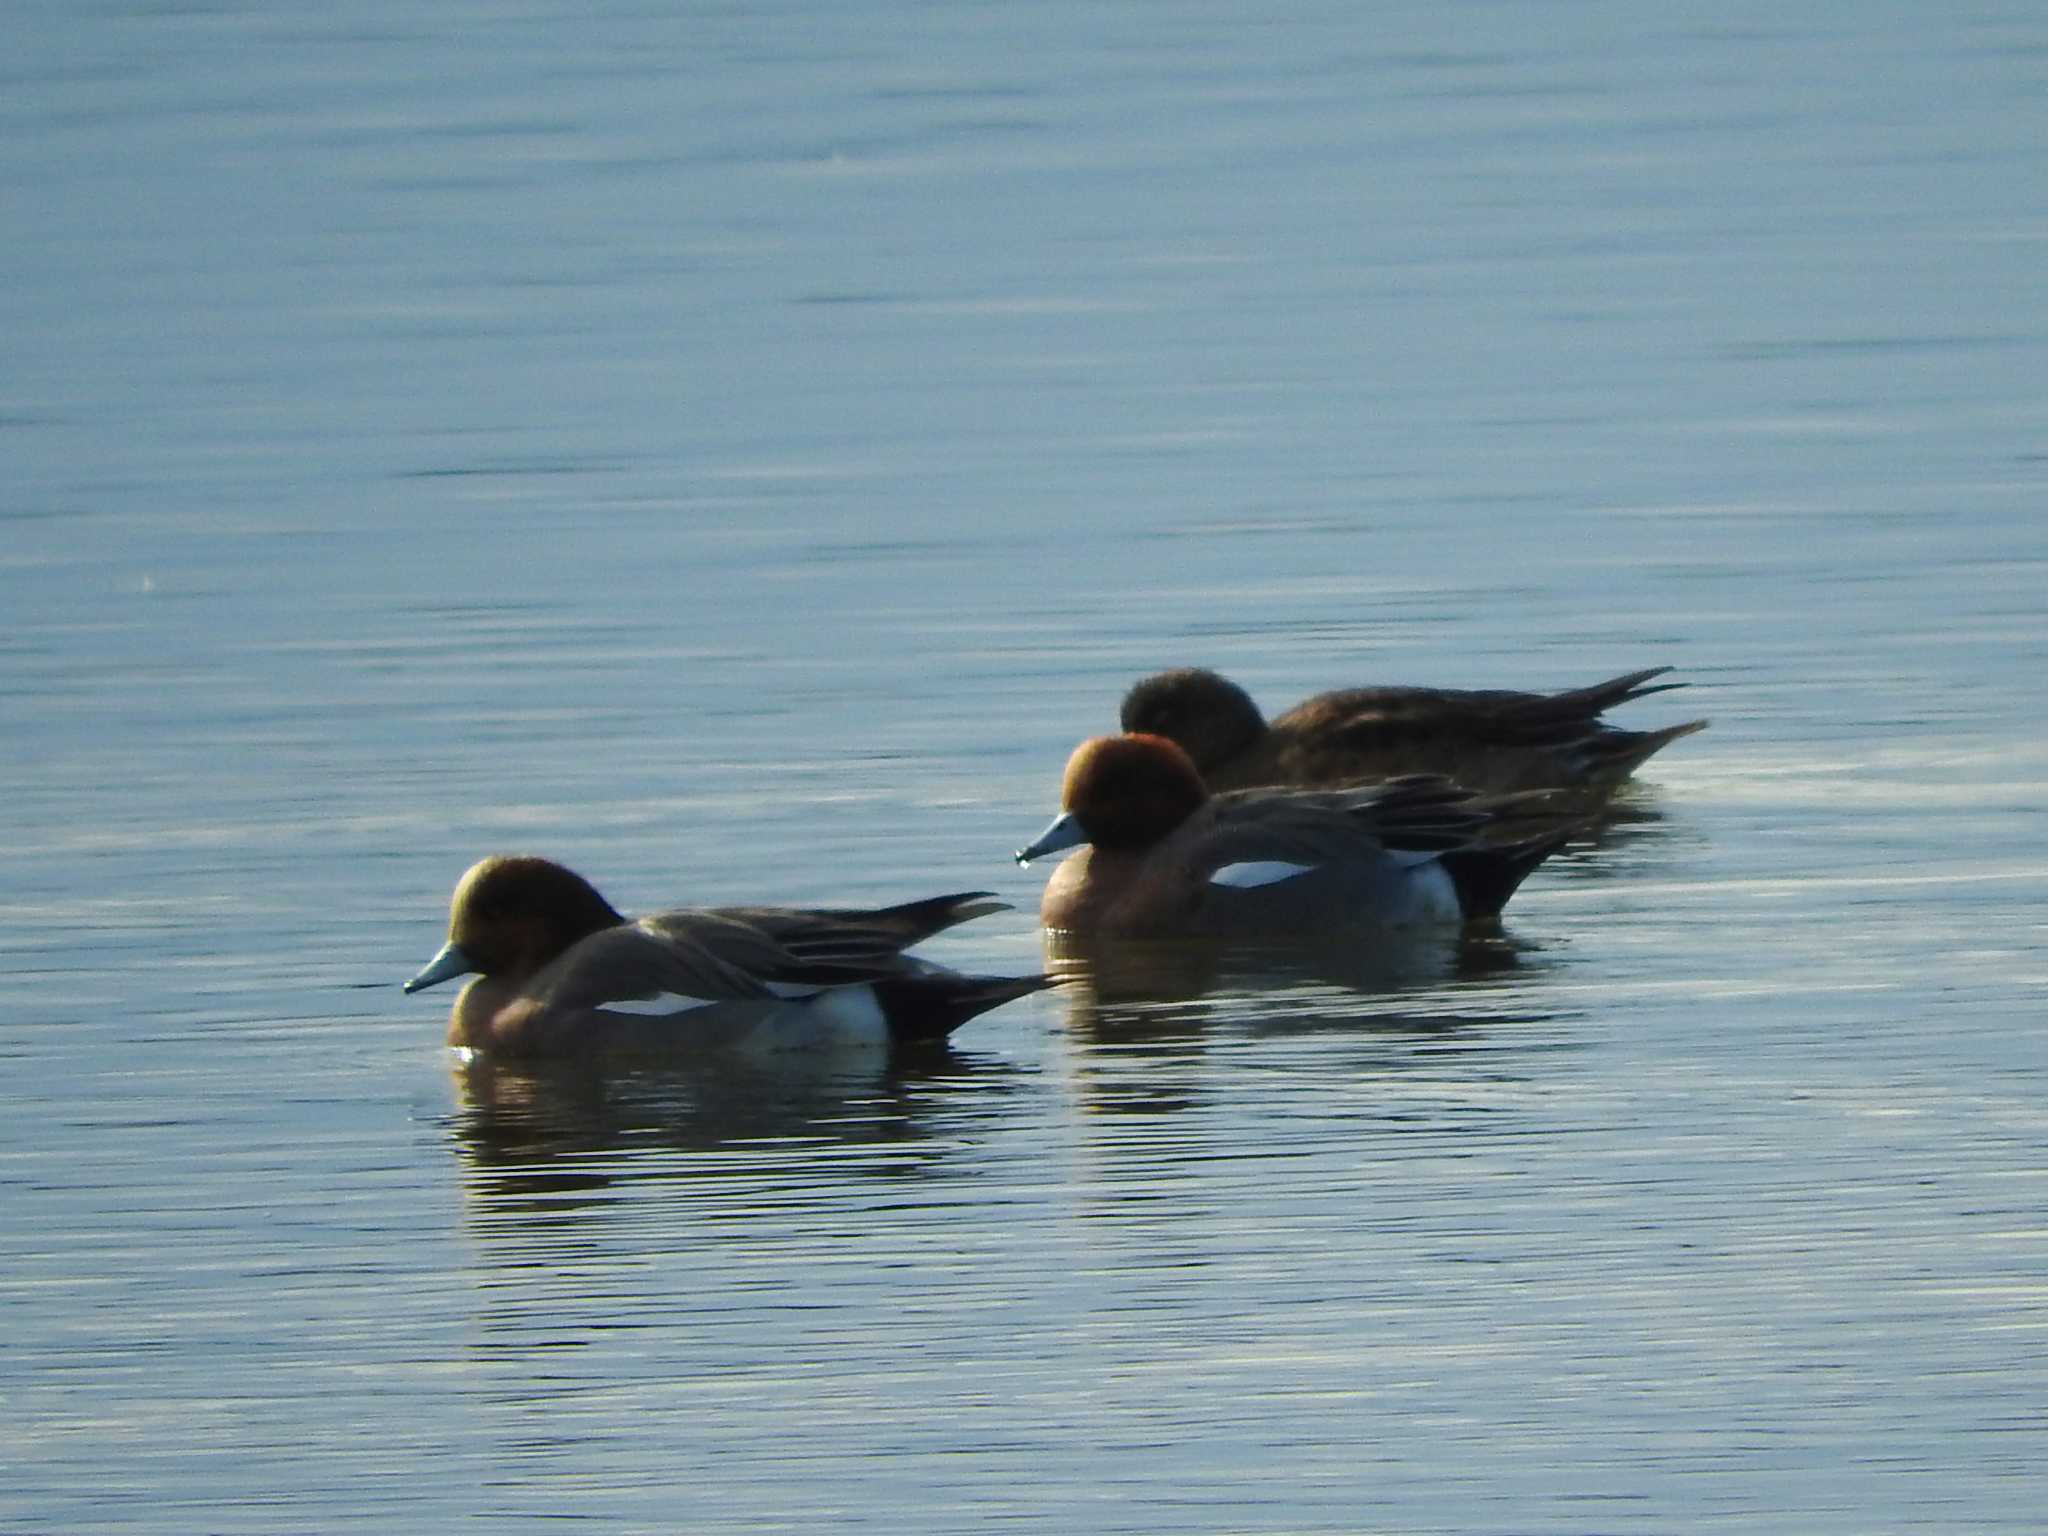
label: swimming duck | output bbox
[406,856,1048,1058]
[1118,665,1707,797]
[1015,733,1580,939]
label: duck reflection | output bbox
[1046,924,1557,1117]
[439,1046,1033,1394]
[446,1046,997,1213]
[1045,921,1529,1010]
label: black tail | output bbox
[872,972,1055,1046]
[1437,831,1576,921]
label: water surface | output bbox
[5,2,2045,1530]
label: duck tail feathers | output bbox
[1576,717,1710,782]
[846,890,1010,942]
[1438,830,1576,921]
[872,972,1054,1046]
[1558,665,1687,712]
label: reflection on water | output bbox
[1560,781,1686,847]
[1044,922,1565,1134]
[448,1049,994,1199]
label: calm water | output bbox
[6,1,2046,1530]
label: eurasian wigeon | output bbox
[1118,665,1707,797]
[1014,734,1580,939]
[406,856,1048,1059]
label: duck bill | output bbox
[1015,811,1089,865]
[404,941,475,994]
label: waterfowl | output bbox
[1118,665,1707,797]
[1015,733,1579,939]
[405,856,1048,1059]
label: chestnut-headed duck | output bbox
[405,856,1048,1059]
[1015,734,1580,939]
[1118,665,1707,797]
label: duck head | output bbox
[1117,668,1267,773]
[1016,733,1209,863]
[405,855,625,992]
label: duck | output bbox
[1117,664,1707,797]
[1014,733,1581,940]
[405,855,1049,1059]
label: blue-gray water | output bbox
[6,2,2045,1530]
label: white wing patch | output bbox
[603,992,714,1017]
[603,981,823,1014]
[1209,859,1319,889]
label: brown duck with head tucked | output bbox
[405,856,1048,1059]
[1118,665,1707,798]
